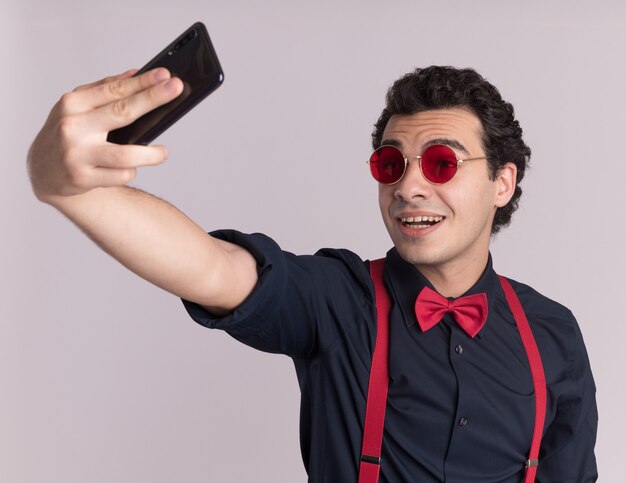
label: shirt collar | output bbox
[383,248,498,338]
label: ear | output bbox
[494,162,517,208]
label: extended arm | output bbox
[27,68,257,314]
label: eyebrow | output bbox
[379,139,403,149]
[380,137,470,156]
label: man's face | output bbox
[378,108,514,275]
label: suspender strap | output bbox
[499,276,547,483]
[358,259,390,483]
[358,261,547,483]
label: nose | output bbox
[393,156,434,202]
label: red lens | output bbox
[421,145,458,183]
[369,146,406,184]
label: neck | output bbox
[416,251,489,298]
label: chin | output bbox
[393,240,448,268]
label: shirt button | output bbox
[455,344,463,355]
[459,417,468,427]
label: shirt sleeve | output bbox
[181,230,375,359]
[536,311,598,482]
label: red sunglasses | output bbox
[368,144,487,185]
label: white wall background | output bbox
[2,0,624,481]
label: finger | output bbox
[73,69,138,92]
[63,144,168,191]
[83,68,172,110]
[58,69,143,116]
[90,143,170,169]
[88,77,184,132]
[87,166,139,188]
[60,68,171,116]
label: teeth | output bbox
[400,216,443,223]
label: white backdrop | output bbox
[2,0,624,481]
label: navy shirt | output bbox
[183,231,598,482]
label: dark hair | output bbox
[372,66,531,234]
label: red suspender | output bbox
[499,276,547,483]
[358,258,391,483]
[359,259,547,483]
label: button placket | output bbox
[443,328,472,477]
[449,331,470,434]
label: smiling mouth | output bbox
[400,216,445,229]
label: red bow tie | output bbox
[414,286,488,338]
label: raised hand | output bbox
[27,68,183,202]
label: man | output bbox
[28,65,598,482]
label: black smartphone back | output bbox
[107,22,224,145]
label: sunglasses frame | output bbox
[368,144,487,185]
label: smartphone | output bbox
[107,22,224,145]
